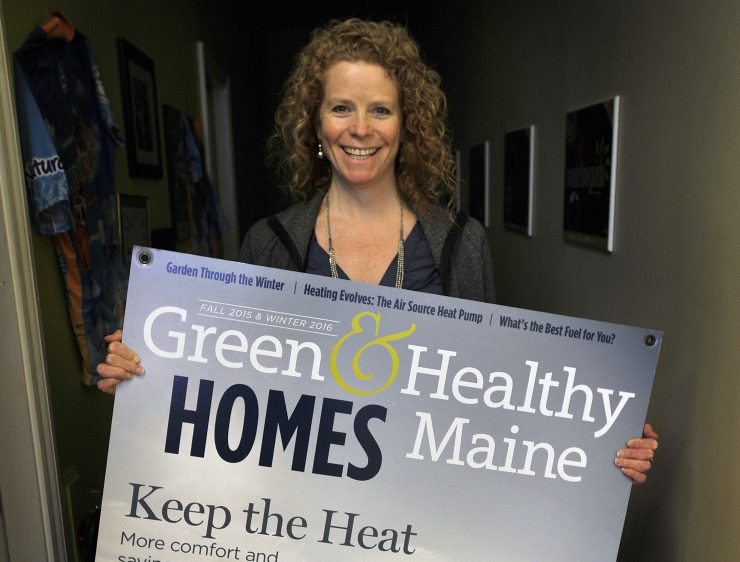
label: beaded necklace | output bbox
[325,194,405,289]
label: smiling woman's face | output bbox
[317,60,402,192]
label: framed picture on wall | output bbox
[469,141,490,227]
[117,38,163,179]
[504,126,535,236]
[563,96,620,252]
[117,194,150,270]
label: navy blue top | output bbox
[305,222,443,294]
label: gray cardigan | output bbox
[239,193,496,304]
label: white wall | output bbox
[433,1,738,560]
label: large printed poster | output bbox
[97,248,661,562]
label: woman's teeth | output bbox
[342,146,379,157]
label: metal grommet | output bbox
[137,249,153,266]
[644,334,656,347]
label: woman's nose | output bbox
[349,115,372,136]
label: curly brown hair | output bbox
[268,18,457,213]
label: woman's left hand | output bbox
[615,423,659,484]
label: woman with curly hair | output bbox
[97,18,658,486]
[239,18,494,302]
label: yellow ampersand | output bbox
[330,311,416,396]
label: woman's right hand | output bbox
[96,329,144,395]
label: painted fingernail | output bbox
[138,366,145,376]
[133,354,141,363]
[616,450,624,458]
[614,457,621,466]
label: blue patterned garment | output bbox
[15,28,127,385]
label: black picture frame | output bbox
[563,97,620,252]
[504,126,535,236]
[469,142,490,227]
[117,193,151,270]
[117,38,162,179]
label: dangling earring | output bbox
[317,142,324,159]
